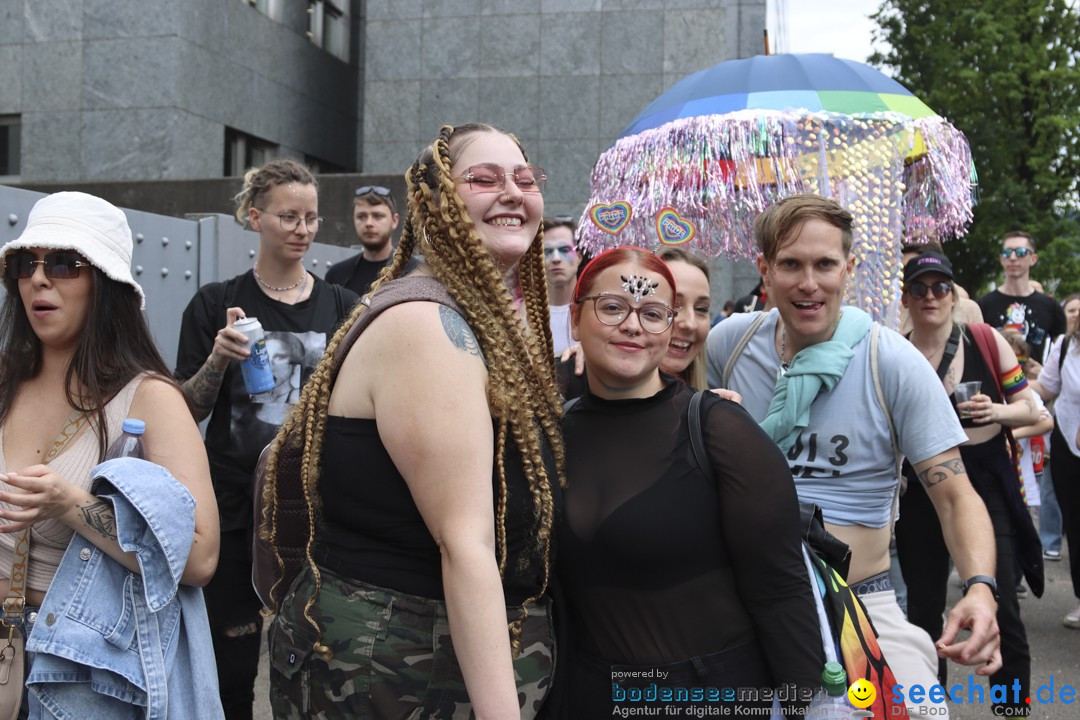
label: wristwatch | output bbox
[961,575,1000,601]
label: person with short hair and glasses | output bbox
[174,158,358,720]
[977,231,1066,369]
[325,185,420,297]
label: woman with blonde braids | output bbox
[267,124,564,718]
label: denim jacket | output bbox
[25,457,224,720]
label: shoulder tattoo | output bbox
[917,457,966,489]
[439,305,484,362]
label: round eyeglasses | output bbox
[577,294,675,334]
[255,209,323,233]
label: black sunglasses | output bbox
[4,250,91,280]
[907,280,953,300]
[1001,247,1033,259]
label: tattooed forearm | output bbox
[917,457,967,489]
[439,305,485,364]
[77,500,117,541]
[180,360,226,421]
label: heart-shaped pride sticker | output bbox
[655,207,696,245]
[588,201,632,235]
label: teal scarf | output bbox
[760,307,873,453]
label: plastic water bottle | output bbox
[105,418,146,460]
[807,661,855,719]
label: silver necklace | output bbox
[254,264,305,292]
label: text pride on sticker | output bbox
[655,207,696,245]
[588,201,632,235]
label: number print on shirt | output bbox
[788,433,849,478]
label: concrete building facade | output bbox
[2,0,765,303]
[360,0,765,217]
[0,0,359,182]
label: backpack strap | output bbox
[720,311,770,389]
[688,390,712,479]
[869,324,903,522]
[328,276,463,385]
[1059,334,1071,369]
[967,323,1003,398]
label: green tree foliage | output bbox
[870,0,1080,295]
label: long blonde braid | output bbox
[261,123,565,658]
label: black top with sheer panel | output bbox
[557,378,823,693]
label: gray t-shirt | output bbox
[706,309,966,528]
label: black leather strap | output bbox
[961,574,1000,601]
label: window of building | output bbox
[308,0,350,62]
[0,115,20,178]
[243,0,284,22]
[224,127,279,177]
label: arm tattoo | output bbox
[180,361,226,418]
[439,305,485,364]
[77,500,117,541]
[917,457,967,489]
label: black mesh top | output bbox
[558,378,823,689]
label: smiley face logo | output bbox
[847,678,877,709]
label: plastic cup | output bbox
[954,381,982,418]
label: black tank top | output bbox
[952,328,1004,429]
[314,415,560,605]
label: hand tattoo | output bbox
[918,457,966,489]
[77,500,117,541]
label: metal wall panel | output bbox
[1,186,357,371]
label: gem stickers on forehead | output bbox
[621,274,659,302]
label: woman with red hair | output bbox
[551,246,823,717]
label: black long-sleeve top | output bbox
[558,378,823,691]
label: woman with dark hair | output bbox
[264,124,563,718]
[0,192,219,712]
[554,246,822,716]
[175,159,358,719]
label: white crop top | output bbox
[0,374,146,592]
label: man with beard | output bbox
[325,185,419,296]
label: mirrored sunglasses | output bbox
[1001,247,1033,259]
[908,280,953,300]
[3,251,91,280]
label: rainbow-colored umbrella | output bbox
[580,53,977,324]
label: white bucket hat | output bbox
[1,191,146,308]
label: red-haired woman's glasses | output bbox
[454,164,546,193]
[907,280,953,300]
[577,294,675,334]
[4,251,91,280]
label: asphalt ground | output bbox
[252,544,1078,718]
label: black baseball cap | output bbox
[903,250,954,286]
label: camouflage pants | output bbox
[268,566,554,719]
